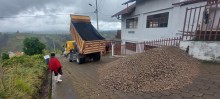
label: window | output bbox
[126,17,138,29]
[146,12,169,28]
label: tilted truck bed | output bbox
[70,15,106,55]
[72,22,104,41]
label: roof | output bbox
[112,4,136,17]
[122,0,136,5]
[172,0,207,6]
[113,0,207,17]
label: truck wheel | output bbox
[93,52,101,61]
[68,52,74,62]
[76,56,85,64]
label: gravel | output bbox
[98,46,199,92]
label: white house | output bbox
[112,0,220,61]
[112,0,207,42]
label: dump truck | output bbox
[69,15,106,64]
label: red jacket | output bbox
[48,57,62,73]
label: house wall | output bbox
[180,41,220,61]
[134,0,177,15]
[176,2,206,32]
[121,0,207,42]
[209,7,220,30]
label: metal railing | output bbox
[112,36,182,56]
[182,1,220,41]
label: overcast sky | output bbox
[0,0,128,32]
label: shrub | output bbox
[0,91,7,99]
[23,37,46,55]
[1,53,9,60]
[2,54,47,98]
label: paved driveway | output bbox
[53,55,220,99]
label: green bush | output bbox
[2,54,47,98]
[23,37,46,55]
[1,53,9,60]
[0,91,7,99]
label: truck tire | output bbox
[76,55,85,64]
[93,52,101,61]
[68,52,74,62]
[69,59,73,62]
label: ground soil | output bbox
[99,47,199,92]
[53,54,220,99]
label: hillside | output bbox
[0,31,117,54]
[99,30,117,40]
[0,33,72,54]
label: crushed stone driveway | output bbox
[54,55,220,99]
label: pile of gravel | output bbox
[98,47,199,92]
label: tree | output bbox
[23,37,45,55]
[2,52,9,60]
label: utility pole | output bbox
[95,0,99,31]
[89,0,99,31]
[53,39,56,53]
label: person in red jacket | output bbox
[48,53,63,82]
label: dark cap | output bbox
[51,53,55,57]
